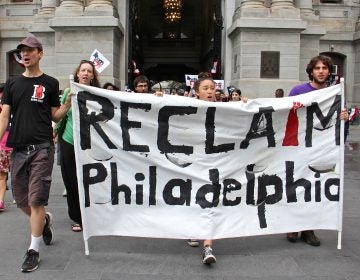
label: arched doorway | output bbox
[7,50,24,78]
[127,0,223,90]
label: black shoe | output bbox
[21,249,40,272]
[43,212,54,245]
[202,246,216,264]
[286,232,298,243]
[301,230,320,246]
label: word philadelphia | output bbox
[82,161,339,229]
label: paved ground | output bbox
[0,126,360,280]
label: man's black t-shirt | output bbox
[2,74,60,148]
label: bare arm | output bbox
[51,92,72,123]
[0,105,11,140]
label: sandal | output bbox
[71,223,82,232]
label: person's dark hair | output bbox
[193,77,215,93]
[177,88,185,96]
[233,88,241,95]
[73,60,100,88]
[133,75,149,88]
[103,82,115,89]
[0,83,5,92]
[306,55,333,81]
[275,88,284,98]
[229,88,241,100]
[198,72,212,79]
[222,95,229,102]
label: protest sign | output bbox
[71,83,344,252]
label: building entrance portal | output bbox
[128,0,222,90]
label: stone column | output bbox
[271,0,294,8]
[236,0,268,17]
[356,16,360,31]
[84,0,115,16]
[295,0,316,19]
[55,0,84,16]
[240,0,265,8]
[31,0,57,32]
[270,0,299,18]
[37,0,57,16]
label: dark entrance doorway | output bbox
[321,52,346,83]
[128,0,222,90]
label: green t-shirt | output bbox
[60,88,74,145]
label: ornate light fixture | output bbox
[163,0,182,23]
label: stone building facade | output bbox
[0,0,359,104]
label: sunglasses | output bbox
[80,60,95,66]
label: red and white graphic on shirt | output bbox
[32,85,45,100]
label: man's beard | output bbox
[312,76,328,86]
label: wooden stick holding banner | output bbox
[337,77,345,250]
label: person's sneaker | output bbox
[301,230,320,246]
[187,239,200,247]
[0,201,5,212]
[202,246,216,264]
[21,249,40,272]
[43,212,54,245]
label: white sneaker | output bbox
[202,246,216,264]
[187,239,199,247]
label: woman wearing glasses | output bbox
[59,60,100,232]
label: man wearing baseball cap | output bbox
[0,36,72,272]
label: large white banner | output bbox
[72,83,343,241]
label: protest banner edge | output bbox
[337,77,345,250]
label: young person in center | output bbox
[0,36,71,272]
[286,55,348,246]
[188,76,249,264]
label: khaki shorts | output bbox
[11,146,55,208]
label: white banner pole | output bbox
[337,77,345,250]
[69,75,90,255]
[85,239,90,256]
